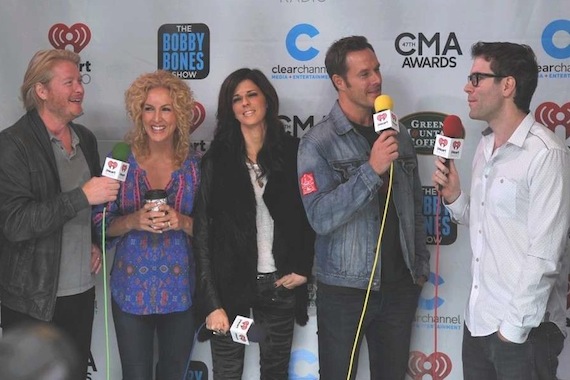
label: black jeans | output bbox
[111,299,196,380]
[316,279,422,380]
[1,286,95,379]
[210,272,296,380]
[462,322,564,380]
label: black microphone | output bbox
[229,315,267,344]
[102,142,131,182]
[197,315,267,344]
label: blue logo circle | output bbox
[418,272,445,310]
[289,348,318,379]
[542,19,570,59]
[286,24,320,61]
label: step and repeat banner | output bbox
[0,1,569,379]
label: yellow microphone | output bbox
[373,95,399,133]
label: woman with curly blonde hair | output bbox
[93,70,201,380]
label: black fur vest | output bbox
[194,134,314,326]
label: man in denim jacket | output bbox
[298,36,430,380]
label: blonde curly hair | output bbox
[124,70,195,166]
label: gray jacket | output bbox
[0,110,100,321]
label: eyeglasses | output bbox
[467,72,506,87]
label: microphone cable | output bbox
[102,208,202,380]
[100,208,112,380]
[433,187,444,380]
[346,162,394,380]
[181,322,206,380]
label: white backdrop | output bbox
[0,1,569,379]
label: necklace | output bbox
[246,157,264,188]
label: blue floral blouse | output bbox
[93,151,201,315]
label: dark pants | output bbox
[112,299,196,380]
[316,279,422,380]
[1,286,95,379]
[211,272,296,380]
[462,322,564,380]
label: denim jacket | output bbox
[298,101,429,290]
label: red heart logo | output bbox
[190,101,206,134]
[108,161,118,170]
[535,102,570,139]
[453,141,461,149]
[48,23,91,53]
[439,138,449,147]
[407,351,453,379]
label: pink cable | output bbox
[432,190,442,380]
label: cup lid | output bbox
[144,189,168,200]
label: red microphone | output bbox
[442,114,465,139]
[433,115,465,167]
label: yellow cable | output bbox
[345,162,394,380]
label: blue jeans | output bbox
[316,279,422,380]
[462,322,564,380]
[112,299,195,380]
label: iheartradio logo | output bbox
[453,140,461,149]
[190,101,206,133]
[106,160,127,172]
[439,138,449,147]
[408,351,452,380]
[377,113,388,122]
[48,23,91,53]
[535,102,570,139]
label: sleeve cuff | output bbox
[359,162,382,192]
[499,321,531,344]
[444,191,467,221]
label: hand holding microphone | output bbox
[82,177,121,205]
[206,308,231,336]
[204,310,266,345]
[83,142,131,205]
[370,95,399,175]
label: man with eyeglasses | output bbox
[433,41,570,380]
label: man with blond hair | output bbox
[0,49,120,377]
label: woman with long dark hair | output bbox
[194,68,314,379]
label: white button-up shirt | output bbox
[446,114,570,344]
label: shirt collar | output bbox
[507,113,534,148]
[480,113,534,148]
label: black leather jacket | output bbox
[0,110,101,321]
[193,135,315,327]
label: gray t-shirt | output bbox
[49,128,94,297]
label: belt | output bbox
[256,272,278,280]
